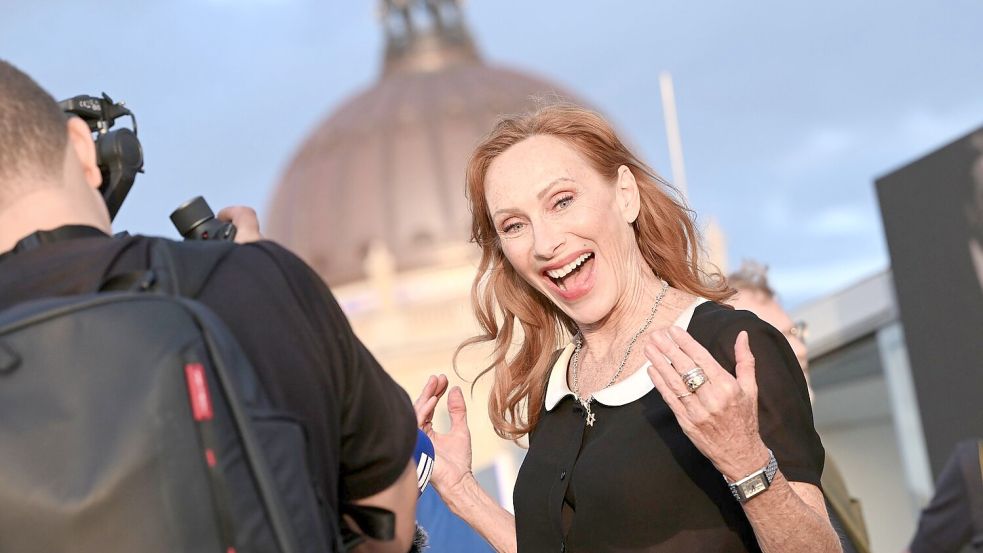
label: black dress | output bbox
[513,300,825,552]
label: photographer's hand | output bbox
[218,206,263,243]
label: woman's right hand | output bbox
[414,374,474,494]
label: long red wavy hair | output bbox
[456,102,731,441]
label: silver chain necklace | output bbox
[571,280,669,427]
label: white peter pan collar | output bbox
[544,297,709,411]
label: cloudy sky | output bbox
[4,0,982,306]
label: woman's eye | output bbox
[554,195,573,210]
[502,221,524,234]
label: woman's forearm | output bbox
[742,473,842,553]
[440,474,517,553]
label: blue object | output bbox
[416,487,494,552]
[414,429,435,494]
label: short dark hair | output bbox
[727,259,775,298]
[0,60,68,199]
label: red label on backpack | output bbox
[184,363,213,421]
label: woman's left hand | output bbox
[643,326,770,482]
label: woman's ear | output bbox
[616,165,641,224]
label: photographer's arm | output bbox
[217,205,263,243]
[349,460,419,553]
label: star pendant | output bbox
[586,411,596,427]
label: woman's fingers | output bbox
[414,374,451,427]
[417,396,438,429]
[666,326,742,401]
[415,375,437,406]
[733,331,758,397]
[413,375,437,425]
[433,374,449,401]
[446,386,470,435]
[648,330,724,406]
[644,343,709,421]
[667,326,733,383]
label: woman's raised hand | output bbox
[643,326,771,482]
[414,374,475,494]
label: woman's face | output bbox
[484,135,641,325]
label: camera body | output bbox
[59,94,143,222]
[59,94,235,242]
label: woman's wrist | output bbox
[719,440,772,483]
[441,472,484,515]
[442,472,518,553]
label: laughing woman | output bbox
[415,103,841,553]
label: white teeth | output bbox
[547,253,592,279]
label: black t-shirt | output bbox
[513,300,825,553]
[0,229,416,515]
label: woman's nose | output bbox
[533,225,565,260]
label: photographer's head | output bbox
[0,60,109,252]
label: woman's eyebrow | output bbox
[536,177,575,201]
[492,178,576,218]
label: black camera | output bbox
[59,93,143,221]
[60,94,235,242]
[170,197,237,241]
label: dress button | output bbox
[560,470,567,481]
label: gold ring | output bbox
[676,392,693,399]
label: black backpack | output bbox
[0,239,341,553]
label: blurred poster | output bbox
[876,126,983,478]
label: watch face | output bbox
[739,474,769,499]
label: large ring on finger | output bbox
[681,367,708,393]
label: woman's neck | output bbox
[575,277,699,386]
[578,269,665,362]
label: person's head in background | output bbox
[0,60,109,253]
[727,260,814,402]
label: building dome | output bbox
[266,0,586,285]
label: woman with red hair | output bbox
[416,103,840,552]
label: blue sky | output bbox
[4,0,982,306]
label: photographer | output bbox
[0,59,418,553]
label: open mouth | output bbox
[545,252,594,291]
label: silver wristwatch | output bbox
[725,449,779,504]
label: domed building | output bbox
[266,0,591,508]
[268,0,585,286]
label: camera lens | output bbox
[171,196,216,239]
[170,196,237,241]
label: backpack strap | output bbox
[99,239,233,297]
[148,239,234,297]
